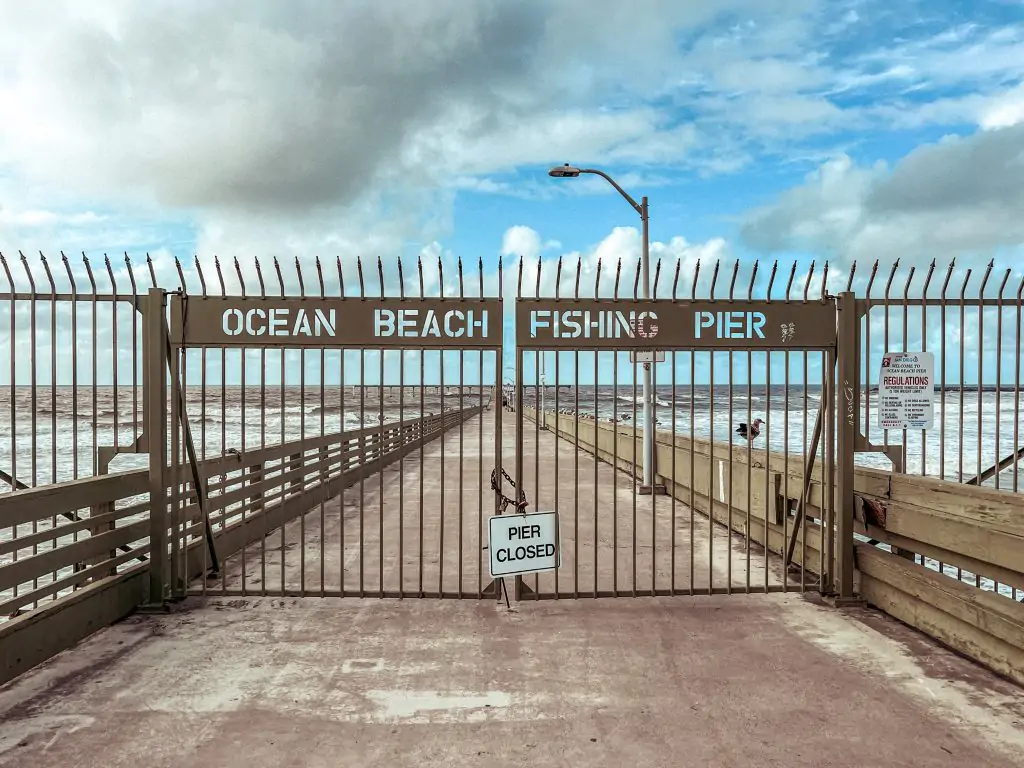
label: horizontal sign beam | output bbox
[515,300,837,349]
[170,297,503,348]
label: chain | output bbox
[491,467,528,514]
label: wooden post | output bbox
[144,289,169,606]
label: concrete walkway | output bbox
[1,411,1023,766]
[209,411,808,597]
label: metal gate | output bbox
[136,256,857,605]
[510,263,857,601]
[146,262,504,602]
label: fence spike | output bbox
[273,257,285,296]
[105,254,118,296]
[498,255,504,300]
[997,267,1011,300]
[883,260,899,300]
[175,257,187,294]
[846,261,857,293]
[632,256,641,301]
[534,255,541,299]
[922,259,936,299]
[125,255,139,296]
[417,256,425,299]
[865,260,880,299]
[377,256,385,300]
[19,252,37,293]
[653,258,662,300]
[438,255,445,300]
[82,254,98,293]
[317,256,326,298]
[782,261,795,302]
[215,256,227,297]
[146,253,157,288]
[820,261,830,301]
[691,260,701,301]
[356,257,365,300]
[336,256,345,298]
[254,257,266,298]
[555,256,563,300]
[940,259,954,299]
[960,267,973,301]
[457,256,464,300]
[727,259,739,302]
[672,258,681,301]
[978,259,994,298]
[479,256,484,300]
[709,259,720,301]
[234,256,246,298]
[613,258,622,301]
[194,256,208,297]
[516,256,523,300]
[40,253,56,293]
[398,257,406,301]
[294,256,306,298]
[595,258,603,298]
[574,256,582,300]
[62,253,79,296]
[0,253,13,292]
[748,260,759,301]
[901,264,915,301]
[765,260,777,301]
[1017,272,1024,301]
[803,261,815,302]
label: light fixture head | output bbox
[548,164,581,178]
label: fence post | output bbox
[248,462,264,517]
[143,288,169,606]
[288,453,303,492]
[835,291,858,601]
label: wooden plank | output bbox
[858,545,1024,686]
[881,502,1024,576]
[887,473,1024,538]
[0,568,148,687]
[0,500,150,558]
[0,471,150,528]
[855,519,1024,594]
[0,519,149,592]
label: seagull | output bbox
[736,418,764,441]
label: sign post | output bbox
[878,352,935,430]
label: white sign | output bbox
[629,350,665,363]
[878,352,934,430]
[488,511,560,578]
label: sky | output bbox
[0,0,1022,386]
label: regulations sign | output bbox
[488,511,560,578]
[878,352,934,430]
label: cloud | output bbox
[499,224,730,300]
[0,0,798,214]
[979,83,1024,129]
[740,123,1024,266]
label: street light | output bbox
[547,164,661,495]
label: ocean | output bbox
[0,384,1020,491]
[1,384,1019,604]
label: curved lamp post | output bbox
[547,164,659,494]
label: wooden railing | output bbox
[528,406,1024,685]
[0,405,479,684]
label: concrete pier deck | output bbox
[212,411,801,597]
[2,413,1023,766]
